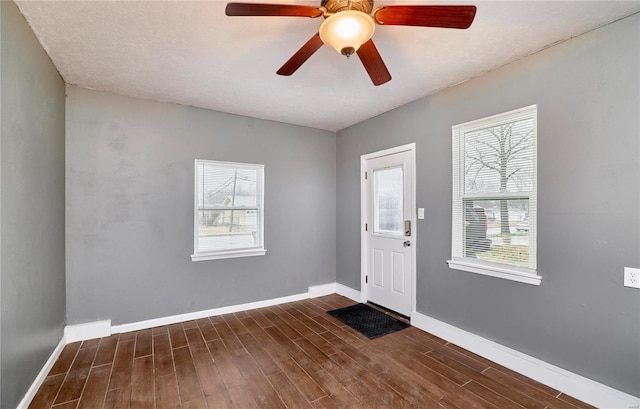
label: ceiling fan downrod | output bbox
[320,0,374,14]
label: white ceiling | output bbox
[16,1,640,131]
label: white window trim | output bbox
[447,105,541,285]
[191,159,266,262]
[191,248,266,262]
[446,259,541,285]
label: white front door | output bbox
[363,147,414,316]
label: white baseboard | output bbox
[112,291,310,334]
[336,283,361,302]
[411,312,640,409]
[110,283,350,334]
[16,336,66,409]
[308,283,337,298]
[65,285,342,338]
[64,320,111,342]
[111,283,359,335]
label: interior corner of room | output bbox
[1,0,639,408]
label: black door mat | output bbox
[327,303,410,339]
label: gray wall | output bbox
[0,1,67,408]
[337,14,640,396]
[66,86,336,326]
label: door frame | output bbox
[360,143,417,317]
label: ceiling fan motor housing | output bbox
[321,0,374,14]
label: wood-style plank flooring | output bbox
[29,295,595,409]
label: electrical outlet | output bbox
[624,267,640,289]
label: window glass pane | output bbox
[464,198,530,267]
[373,167,403,235]
[463,116,535,195]
[197,209,259,252]
[197,164,257,208]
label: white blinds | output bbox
[452,105,537,272]
[194,160,264,255]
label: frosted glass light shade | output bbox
[319,10,375,56]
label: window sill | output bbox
[191,248,267,261]
[446,259,542,286]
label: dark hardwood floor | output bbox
[29,295,595,409]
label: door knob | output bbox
[403,241,411,247]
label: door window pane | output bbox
[373,167,403,235]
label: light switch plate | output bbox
[418,208,424,219]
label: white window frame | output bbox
[191,159,266,261]
[447,105,541,285]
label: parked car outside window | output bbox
[465,204,492,258]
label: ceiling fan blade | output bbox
[225,3,322,18]
[356,39,391,86]
[374,5,476,29]
[277,33,324,76]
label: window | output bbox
[191,160,265,261]
[447,105,540,285]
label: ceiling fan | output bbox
[225,0,477,86]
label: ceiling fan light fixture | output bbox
[319,10,375,56]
